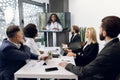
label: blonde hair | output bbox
[86,27,97,43]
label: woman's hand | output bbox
[53,27,59,30]
[42,27,46,30]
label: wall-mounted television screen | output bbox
[37,12,71,32]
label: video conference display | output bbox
[37,12,71,32]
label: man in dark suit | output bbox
[69,25,81,43]
[68,25,81,50]
[0,25,48,80]
[59,16,120,80]
[63,25,81,55]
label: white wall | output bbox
[69,0,120,50]
[69,0,120,27]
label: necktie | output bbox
[70,34,74,42]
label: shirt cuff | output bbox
[78,52,81,55]
[38,56,41,60]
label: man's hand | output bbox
[62,43,68,49]
[19,38,26,45]
[39,50,44,54]
[40,56,49,60]
[59,62,68,68]
[67,52,76,57]
[64,49,72,53]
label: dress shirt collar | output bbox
[72,33,77,39]
[7,38,21,49]
[74,33,77,36]
[104,37,117,47]
[83,41,90,50]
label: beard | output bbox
[99,33,105,40]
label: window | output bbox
[0,0,46,45]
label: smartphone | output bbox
[45,67,58,72]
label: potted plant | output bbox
[80,27,86,46]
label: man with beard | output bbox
[69,25,81,44]
[59,16,120,80]
[62,25,81,55]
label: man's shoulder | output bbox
[108,41,120,49]
[76,34,80,37]
[111,41,120,50]
[0,39,16,52]
[100,41,120,56]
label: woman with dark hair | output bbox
[43,13,63,46]
[43,13,63,31]
[24,23,44,55]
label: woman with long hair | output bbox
[43,13,63,31]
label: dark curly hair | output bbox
[24,23,38,38]
[47,13,62,25]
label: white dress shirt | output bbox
[25,37,40,55]
[71,33,77,41]
[7,38,21,49]
[46,22,63,31]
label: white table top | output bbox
[14,56,77,79]
[40,47,61,54]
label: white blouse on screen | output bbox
[46,22,63,31]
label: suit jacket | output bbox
[0,39,38,80]
[69,33,81,43]
[68,33,81,51]
[65,38,120,80]
[72,42,99,66]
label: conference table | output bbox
[14,47,78,80]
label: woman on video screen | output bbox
[43,13,63,31]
